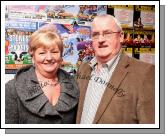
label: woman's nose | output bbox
[46,52,53,60]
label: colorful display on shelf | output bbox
[5,5,155,73]
[5,20,38,70]
[134,5,155,30]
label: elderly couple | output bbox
[5,14,155,124]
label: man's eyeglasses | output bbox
[92,31,120,40]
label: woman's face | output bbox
[32,45,62,77]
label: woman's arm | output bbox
[5,80,19,124]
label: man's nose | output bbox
[98,34,105,43]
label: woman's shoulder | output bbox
[5,79,17,98]
[6,79,15,88]
[58,68,70,75]
[5,66,34,98]
[58,68,79,92]
[16,65,33,75]
[58,68,74,80]
[15,65,35,80]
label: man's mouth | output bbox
[98,45,108,48]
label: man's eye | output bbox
[104,32,112,35]
[92,33,99,37]
[92,33,98,36]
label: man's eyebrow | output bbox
[103,30,113,33]
[91,31,99,35]
[92,30,113,34]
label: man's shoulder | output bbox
[78,62,91,71]
[129,56,154,66]
[125,55,155,72]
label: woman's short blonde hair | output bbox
[28,24,64,57]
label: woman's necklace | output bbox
[39,78,59,88]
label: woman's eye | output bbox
[39,52,45,55]
[52,51,59,53]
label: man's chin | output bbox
[96,53,114,61]
[97,53,110,58]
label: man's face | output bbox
[91,17,122,62]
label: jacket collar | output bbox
[77,52,130,123]
[93,52,130,123]
[15,65,79,117]
[89,50,121,71]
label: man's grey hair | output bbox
[91,14,122,32]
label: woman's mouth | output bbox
[44,62,55,65]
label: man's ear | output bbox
[120,32,124,43]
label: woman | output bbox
[5,24,79,124]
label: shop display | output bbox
[5,5,155,74]
[5,20,38,73]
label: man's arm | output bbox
[137,64,155,123]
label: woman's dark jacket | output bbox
[5,65,79,124]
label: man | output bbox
[76,14,155,124]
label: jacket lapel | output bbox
[93,53,130,123]
[76,63,92,123]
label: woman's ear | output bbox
[31,56,35,66]
[59,58,63,65]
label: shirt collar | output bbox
[107,50,121,70]
[89,57,97,69]
[89,50,121,71]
